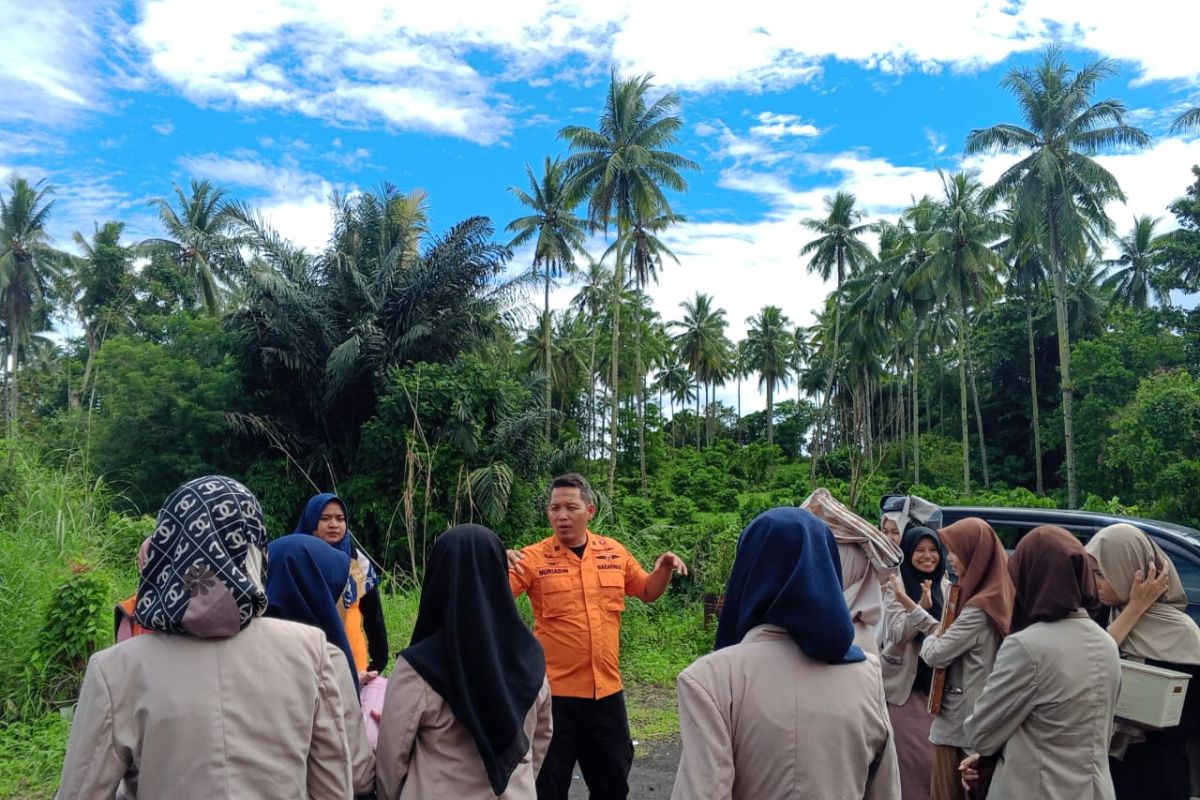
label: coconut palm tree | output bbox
[0,175,59,443]
[673,293,728,448]
[506,156,588,436]
[604,208,683,493]
[745,306,794,446]
[570,257,612,458]
[559,70,698,497]
[63,221,136,408]
[999,208,1049,494]
[1104,215,1171,308]
[800,190,875,478]
[967,45,1150,507]
[1171,107,1200,134]
[914,171,1005,492]
[143,179,241,315]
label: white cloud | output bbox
[0,1,124,123]
[925,128,948,156]
[749,112,820,139]
[179,151,337,253]
[128,1,1200,149]
[152,121,174,136]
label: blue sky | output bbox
[2,0,1199,410]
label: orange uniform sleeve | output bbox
[509,546,536,597]
[624,550,650,598]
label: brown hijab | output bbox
[939,518,1015,637]
[1009,526,1099,633]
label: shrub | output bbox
[33,563,111,704]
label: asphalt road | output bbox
[567,736,682,798]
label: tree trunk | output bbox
[543,264,552,440]
[810,291,843,482]
[1050,262,1078,507]
[1025,301,1044,494]
[766,380,775,445]
[587,327,597,460]
[607,249,622,501]
[736,372,742,444]
[912,324,921,486]
[634,289,647,497]
[957,307,971,494]
[965,325,990,488]
[695,378,702,450]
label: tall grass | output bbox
[0,445,147,720]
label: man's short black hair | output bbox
[549,473,595,505]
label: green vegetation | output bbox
[2,48,1200,795]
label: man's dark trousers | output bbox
[536,691,633,799]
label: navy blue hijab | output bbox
[264,533,359,695]
[293,492,379,604]
[715,507,865,664]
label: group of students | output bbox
[871,504,1200,800]
[53,474,1200,800]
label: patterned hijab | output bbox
[136,476,269,638]
[1086,523,1200,665]
[294,493,379,607]
[939,518,1015,638]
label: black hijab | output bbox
[899,525,946,623]
[264,534,358,695]
[400,524,546,795]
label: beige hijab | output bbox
[1086,523,1200,665]
[837,542,882,655]
[802,489,900,657]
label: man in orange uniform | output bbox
[509,473,687,800]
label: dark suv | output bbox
[939,506,1200,625]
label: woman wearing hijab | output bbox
[1086,523,1200,800]
[265,533,376,797]
[919,518,1013,800]
[803,488,903,656]
[879,525,947,800]
[671,507,900,800]
[296,492,388,681]
[961,526,1121,799]
[375,524,551,800]
[57,476,353,799]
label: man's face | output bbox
[546,487,594,540]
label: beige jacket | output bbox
[919,605,1001,749]
[879,584,940,705]
[375,658,552,800]
[56,617,352,800]
[965,612,1120,800]
[329,644,375,796]
[671,624,901,800]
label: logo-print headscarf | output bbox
[293,493,379,607]
[136,476,269,637]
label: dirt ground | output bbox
[566,735,682,798]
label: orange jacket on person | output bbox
[113,595,149,643]
[509,532,649,700]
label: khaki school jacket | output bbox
[56,617,353,800]
[671,624,901,800]
[966,612,1120,800]
[375,658,552,800]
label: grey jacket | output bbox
[919,605,1001,749]
[879,582,940,705]
[965,612,1120,800]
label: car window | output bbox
[987,522,1091,550]
[1157,539,1200,609]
